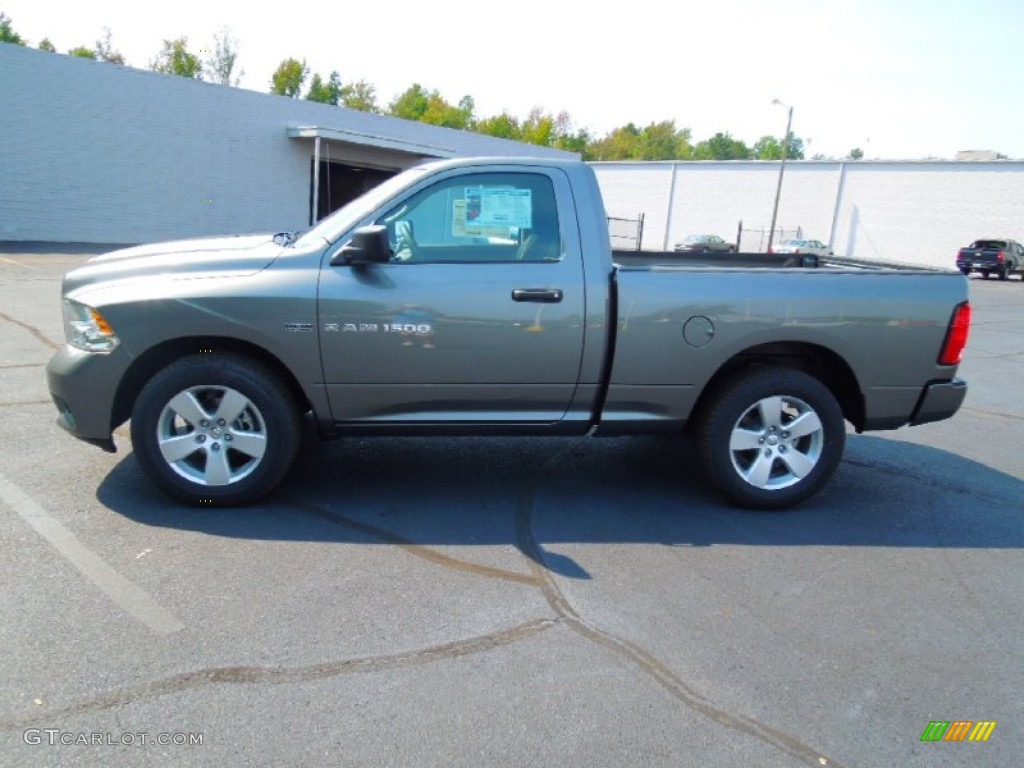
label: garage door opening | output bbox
[310,160,396,224]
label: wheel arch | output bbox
[690,341,865,431]
[111,337,312,431]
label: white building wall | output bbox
[0,43,571,244]
[832,163,1024,266]
[593,160,1024,269]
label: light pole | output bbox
[766,99,793,253]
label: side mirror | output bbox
[331,225,391,266]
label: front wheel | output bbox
[697,367,845,509]
[130,354,301,505]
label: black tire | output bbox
[981,270,990,279]
[959,267,971,276]
[130,354,301,506]
[997,265,1009,281]
[697,366,845,510]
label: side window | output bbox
[376,172,562,263]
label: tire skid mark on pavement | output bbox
[841,457,1021,506]
[286,498,540,586]
[515,437,848,768]
[0,256,41,269]
[0,362,46,369]
[0,472,185,637]
[0,618,557,729]
[0,400,51,407]
[0,310,60,350]
[961,405,1024,422]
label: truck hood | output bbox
[63,234,286,297]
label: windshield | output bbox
[290,167,430,249]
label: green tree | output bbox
[340,79,378,112]
[587,123,641,160]
[422,93,474,129]
[753,135,783,160]
[558,127,592,156]
[151,37,203,79]
[38,37,55,52]
[550,113,591,156]
[306,70,342,105]
[270,58,307,97]
[754,133,805,160]
[207,27,242,86]
[520,108,557,146]
[847,147,864,160]
[387,83,431,121]
[387,84,473,128]
[95,27,125,64]
[0,13,25,45]
[68,46,97,59]
[693,132,751,160]
[306,73,331,103]
[475,112,522,140]
[635,120,692,160]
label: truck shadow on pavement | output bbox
[95,432,1024,581]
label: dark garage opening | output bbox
[310,160,397,223]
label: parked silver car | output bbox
[674,234,736,253]
[771,239,833,257]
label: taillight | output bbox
[939,301,970,365]
[996,250,1005,262]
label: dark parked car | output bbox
[956,239,1023,280]
[674,234,735,253]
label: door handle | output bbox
[511,288,563,303]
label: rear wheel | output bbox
[697,367,845,509]
[959,267,971,276]
[130,354,301,505]
[998,265,1009,281]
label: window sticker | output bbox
[452,196,526,239]
[453,187,533,236]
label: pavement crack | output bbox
[0,311,60,350]
[515,437,847,768]
[286,498,540,586]
[0,618,556,729]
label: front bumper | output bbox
[46,344,133,451]
[909,378,968,426]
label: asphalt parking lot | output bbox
[1,250,1021,767]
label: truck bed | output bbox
[612,250,953,272]
[612,249,819,269]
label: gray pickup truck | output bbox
[46,157,971,509]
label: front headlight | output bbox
[63,299,120,353]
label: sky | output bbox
[4,0,1022,159]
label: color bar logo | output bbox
[920,721,997,742]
